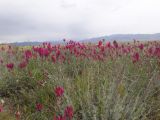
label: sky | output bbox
[0,0,160,43]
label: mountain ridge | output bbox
[82,33,160,43]
[6,33,160,46]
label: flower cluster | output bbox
[2,40,160,72]
[32,86,73,120]
[0,39,160,119]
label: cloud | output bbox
[0,12,35,35]
[60,0,77,8]
[0,0,160,43]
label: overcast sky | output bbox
[0,0,160,43]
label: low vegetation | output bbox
[0,40,160,120]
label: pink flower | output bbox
[54,86,64,97]
[19,60,27,69]
[106,42,111,48]
[54,115,66,120]
[56,50,61,58]
[52,55,56,63]
[36,103,43,111]
[0,104,3,112]
[148,47,153,55]
[37,48,50,57]
[43,48,50,57]
[15,111,21,120]
[138,44,144,50]
[6,63,14,70]
[98,41,103,47]
[64,106,74,119]
[25,50,32,60]
[113,40,118,48]
[132,52,140,63]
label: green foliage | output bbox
[0,45,160,119]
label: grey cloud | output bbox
[0,13,35,35]
[60,0,77,8]
[0,9,91,42]
[0,0,160,43]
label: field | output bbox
[0,40,160,120]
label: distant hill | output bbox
[9,33,160,46]
[82,33,160,43]
[13,41,63,46]
[13,42,42,46]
